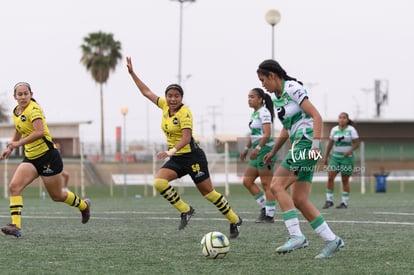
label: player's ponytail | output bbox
[257,59,303,85]
[252,88,275,123]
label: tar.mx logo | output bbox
[289,140,323,163]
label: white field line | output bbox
[0,211,413,225]
[373,211,414,216]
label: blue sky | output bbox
[1,0,413,145]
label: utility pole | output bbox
[170,0,196,85]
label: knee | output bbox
[153,178,169,192]
[261,180,271,190]
[270,181,282,196]
[8,182,23,196]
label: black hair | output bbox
[13,82,37,102]
[165,84,184,96]
[340,112,354,125]
[252,87,275,123]
[257,59,303,85]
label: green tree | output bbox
[80,31,122,159]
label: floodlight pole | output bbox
[171,0,195,85]
[121,107,129,197]
[265,9,281,59]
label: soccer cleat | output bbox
[255,208,266,223]
[315,236,344,259]
[322,201,334,209]
[263,216,275,223]
[229,216,243,239]
[81,199,91,224]
[276,235,309,254]
[336,202,348,209]
[1,224,22,238]
[178,206,195,230]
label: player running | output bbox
[0,82,90,238]
[126,56,242,238]
[257,59,344,259]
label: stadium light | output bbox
[265,9,281,59]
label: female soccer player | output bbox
[0,82,90,238]
[240,88,277,223]
[323,112,360,209]
[126,57,242,238]
[257,59,344,259]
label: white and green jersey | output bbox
[329,125,359,157]
[249,106,274,147]
[272,80,313,140]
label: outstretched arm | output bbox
[126,56,159,105]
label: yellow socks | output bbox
[204,190,239,224]
[64,191,88,211]
[10,196,23,228]
[154,178,190,213]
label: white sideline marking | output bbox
[373,212,414,216]
[0,214,413,225]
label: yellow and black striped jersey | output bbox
[157,97,197,154]
[12,100,55,159]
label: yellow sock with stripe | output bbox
[204,190,239,224]
[10,196,23,228]
[154,178,190,213]
[64,191,88,211]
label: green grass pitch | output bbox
[0,182,412,275]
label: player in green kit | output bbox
[323,112,360,209]
[240,88,277,223]
[257,59,344,259]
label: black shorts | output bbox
[162,147,210,184]
[23,148,63,176]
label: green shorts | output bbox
[327,154,354,176]
[248,145,277,170]
[280,135,320,182]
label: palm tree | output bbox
[80,31,122,160]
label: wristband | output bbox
[243,146,249,152]
[166,147,177,156]
[311,139,321,149]
[255,145,262,151]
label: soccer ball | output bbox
[200,231,230,259]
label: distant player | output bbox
[126,56,242,238]
[240,88,277,223]
[0,82,90,238]
[323,112,360,209]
